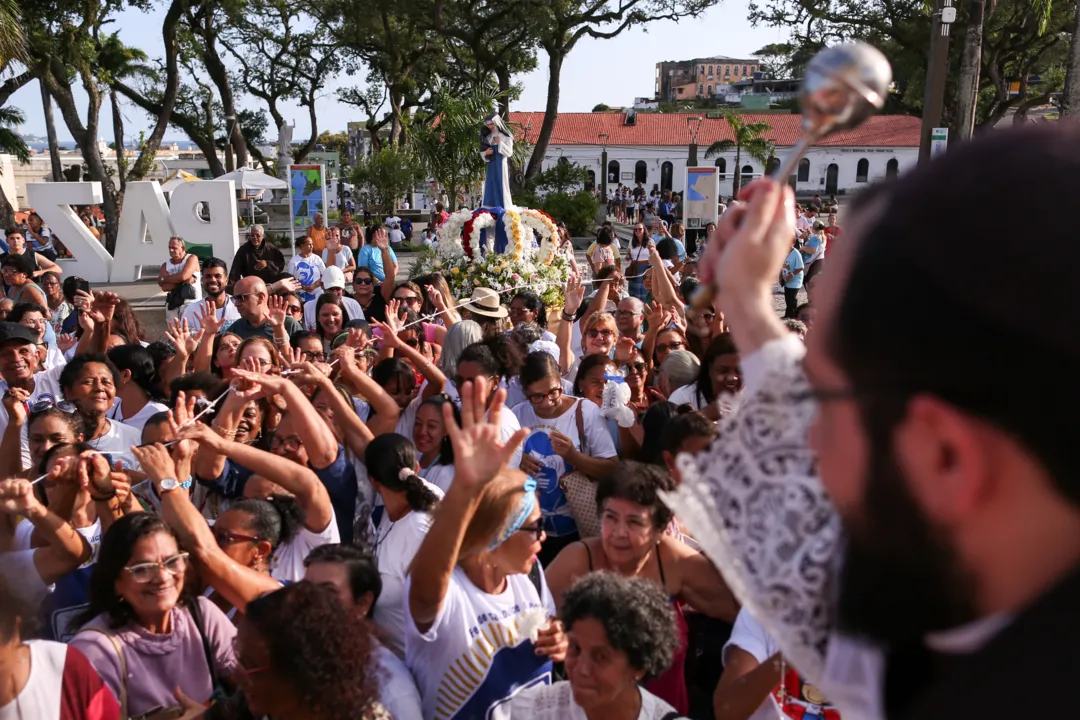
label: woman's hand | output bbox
[285,361,331,388]
[645,301,665,331]
[534,619,568,663]
[370,319,400,349]
[442,378,526,492]
[519,452,543,477]
[56,333,77,352]
[563,275,585,315]
[613,336,635,366]
[0,478,43,517]
[548,430,575,459]
[130,444,178,491]
[231,366,288,398]
[79,451,116,498]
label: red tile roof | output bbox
[507,112,920,148]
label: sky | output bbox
[9,2,787,143]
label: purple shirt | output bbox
[71,597,238,717]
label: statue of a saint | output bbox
[480,113,513,209]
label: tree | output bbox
[220,0,344,165]
[529,158,591,194]
[97,32,153,194]
[1064,1,1080,115]
[0,0,28,226]
[0,106,29,227]
[752,42,797,79]
[704,111,774,195]
[524,0,720,183]
[316,130,350,160]
[350,146,425,214]
[954,0,988,141]
[592,103,612,112]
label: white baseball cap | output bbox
[322,265,346,290]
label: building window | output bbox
[635,160,647,184]
[708,65,714,75]
[724,65,730,76]
[699,65,704,75]
[856,158,869,183]
[707,85,713,95]
[743,65,748,75]
[797,158,810,182]
[661,162,674,191]
[715,157,726,180]
[698,84,703,96]
[586,170,596,191]
[608,160,620,184]
[886,158,899,178]
[766,156,780,175]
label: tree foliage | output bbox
[350,146,425,214]
[528,158,591,194]
[704,111,774,195]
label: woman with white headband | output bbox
[405,378,567,720]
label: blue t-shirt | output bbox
[800,234,823,263]
[783,248,805,289]
[356,245,398,282]
[312,447,357,543]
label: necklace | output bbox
[373,517,397,556]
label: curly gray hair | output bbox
[560,571,678,679]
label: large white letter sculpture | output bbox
[169,180,240,268]
[110,182,176,282]
[26,182,113,282]
[25,180,241,284]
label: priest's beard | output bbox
[836,434,977,646]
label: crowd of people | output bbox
[0,160,848,720]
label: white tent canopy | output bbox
[217,167,288,190]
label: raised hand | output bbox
[78,451,116,498]
[425,284,447,312]
[91,291,120,323]
[56,333,77,352]
[442,377,526,492]
[231,365,288,397]
[645,300,665,330]
[373,228,389,250]
[344,327,371,351]
[285,360,330,388]
[369,319,400,349]
[196,300,225,336]
[564,275,585,315]
[2,387,30,426]
[267,295,288,329]
[131,444,178,491]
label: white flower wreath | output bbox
[468,213,497,257]
[436,209,474,259]
[520,209,559,264]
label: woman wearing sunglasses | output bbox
[71,512,239,719]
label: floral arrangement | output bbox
[410,244,573,308]
[518,209,560,265]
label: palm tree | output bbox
[704,110,774,196]
[0,0,26,71]
[96,33,152,191]
[0,105,30,227]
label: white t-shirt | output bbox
[0,640,119,720]
[108,398,169,435]
[667,383,706,410]
[373,643,424,720]
[270,508,341,583]
[395,396,423,439]
[87,419,143,471]
[371,481,444,659]
[404,566,557,720]
[512,399,617,535]
[508,680,676,720]
[181,297,241,332]
[321,245,355,271]
[504,377,573,410]
[0,550,49,605]
[388,228,405,246]
[303,295,365,332]
[287,254,327,302]
[724,608,842,720]
[0,364,64,472]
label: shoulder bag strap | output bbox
[575,400,588,455]
[187,598,221,691]
[81,627,128,719]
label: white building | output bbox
[509,110,920,198]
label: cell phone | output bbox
[73,278,91,296]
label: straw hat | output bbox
[459,287,508,318]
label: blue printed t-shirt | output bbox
[783,248,805,289]
[311,446,357,543]
[356,245,398,282]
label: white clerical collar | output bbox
[924,612,1013,654]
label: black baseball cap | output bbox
[0,322,39,346]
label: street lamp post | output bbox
[599,133,610,200]
[686,116,703,166]
[919,0,956,162]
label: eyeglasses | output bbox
[300,350,326,362]
[614,310,640,318]
[232,292,259,305]
[354,278,374,286]
[214,529,263,548]
[622,361,647,374]
[517,524,545,541]
[395,295,421,306]
[656,341,684,354]
[527,387,562,405]
[403,337,420,348]
[269,434,302,454]
[587,329,614,340]
[233,639,272,678]
[124,552,189,583]
[287,304,303,314]
[30,399,77,414]
[696,312,716,322]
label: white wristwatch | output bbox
[159,478,182,494]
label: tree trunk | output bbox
[388,87,405,147]
[954,0,987,140]
[496,67,512,118]
[197,11,247,169]
[111,89,127,195]
[524,48,563,182]
[733,144,743,197]
[40,81,63,182]
[1062,0,1080,116]
[293,96,319,164]
[0,184,15,227]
